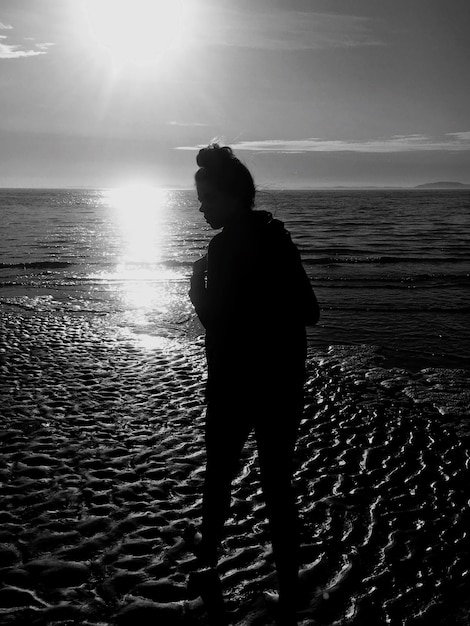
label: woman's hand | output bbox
[192,255,208,278]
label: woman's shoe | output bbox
[188,568,229,626]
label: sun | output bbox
[104,184,167,212]
[83,0,184,66]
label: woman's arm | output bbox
[253,232,320,327]
[189,255,211,329]
[289,243,320,326]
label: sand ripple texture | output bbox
[1,312,469,626]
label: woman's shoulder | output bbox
[208,231,224,249]
[207,232,228,259]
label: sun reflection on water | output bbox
[105,185,166,263]
[102,185,177,317]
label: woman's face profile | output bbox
[196,181,241,230]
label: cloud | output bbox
[167,121,209,127]
[176,132,470,154]
[187,6,383,51]
[35,42,55,52]
[448,131,470,142]
[0,23,55,59]
[0,36,54,59]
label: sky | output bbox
[0,0,469,188]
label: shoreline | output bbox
[1,311,469,625]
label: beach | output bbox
[1,309,470,625]
[1,188,469,624]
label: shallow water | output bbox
[1,188,469,370]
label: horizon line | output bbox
[1,183,469,191]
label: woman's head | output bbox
[195,143,256,229]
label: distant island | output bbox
[415,181,470,189]
[275,181,470,191]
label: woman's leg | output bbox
[199,402,252,566]
[255,390,303,618]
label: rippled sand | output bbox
[1,312,469,625]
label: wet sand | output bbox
[1,311,469,625]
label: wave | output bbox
[303,256,470,265]
[0,261,74,270]
[311,274,470,287]
[325,305,470,313]
[164,260,193,268]
[3,257,468,271]
[315,284,468,290]
[314,272,469,281]
[0,296,112,314]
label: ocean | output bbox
[1,187,469,370]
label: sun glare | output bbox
[104,184,167,263]
[84,0,184,66]
[101,185,181,329]
[105,184,167,214]
[102,184,165,288]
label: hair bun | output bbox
[196,143,234,169]
[194,142,256,210]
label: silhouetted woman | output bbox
[188,144,320,625]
